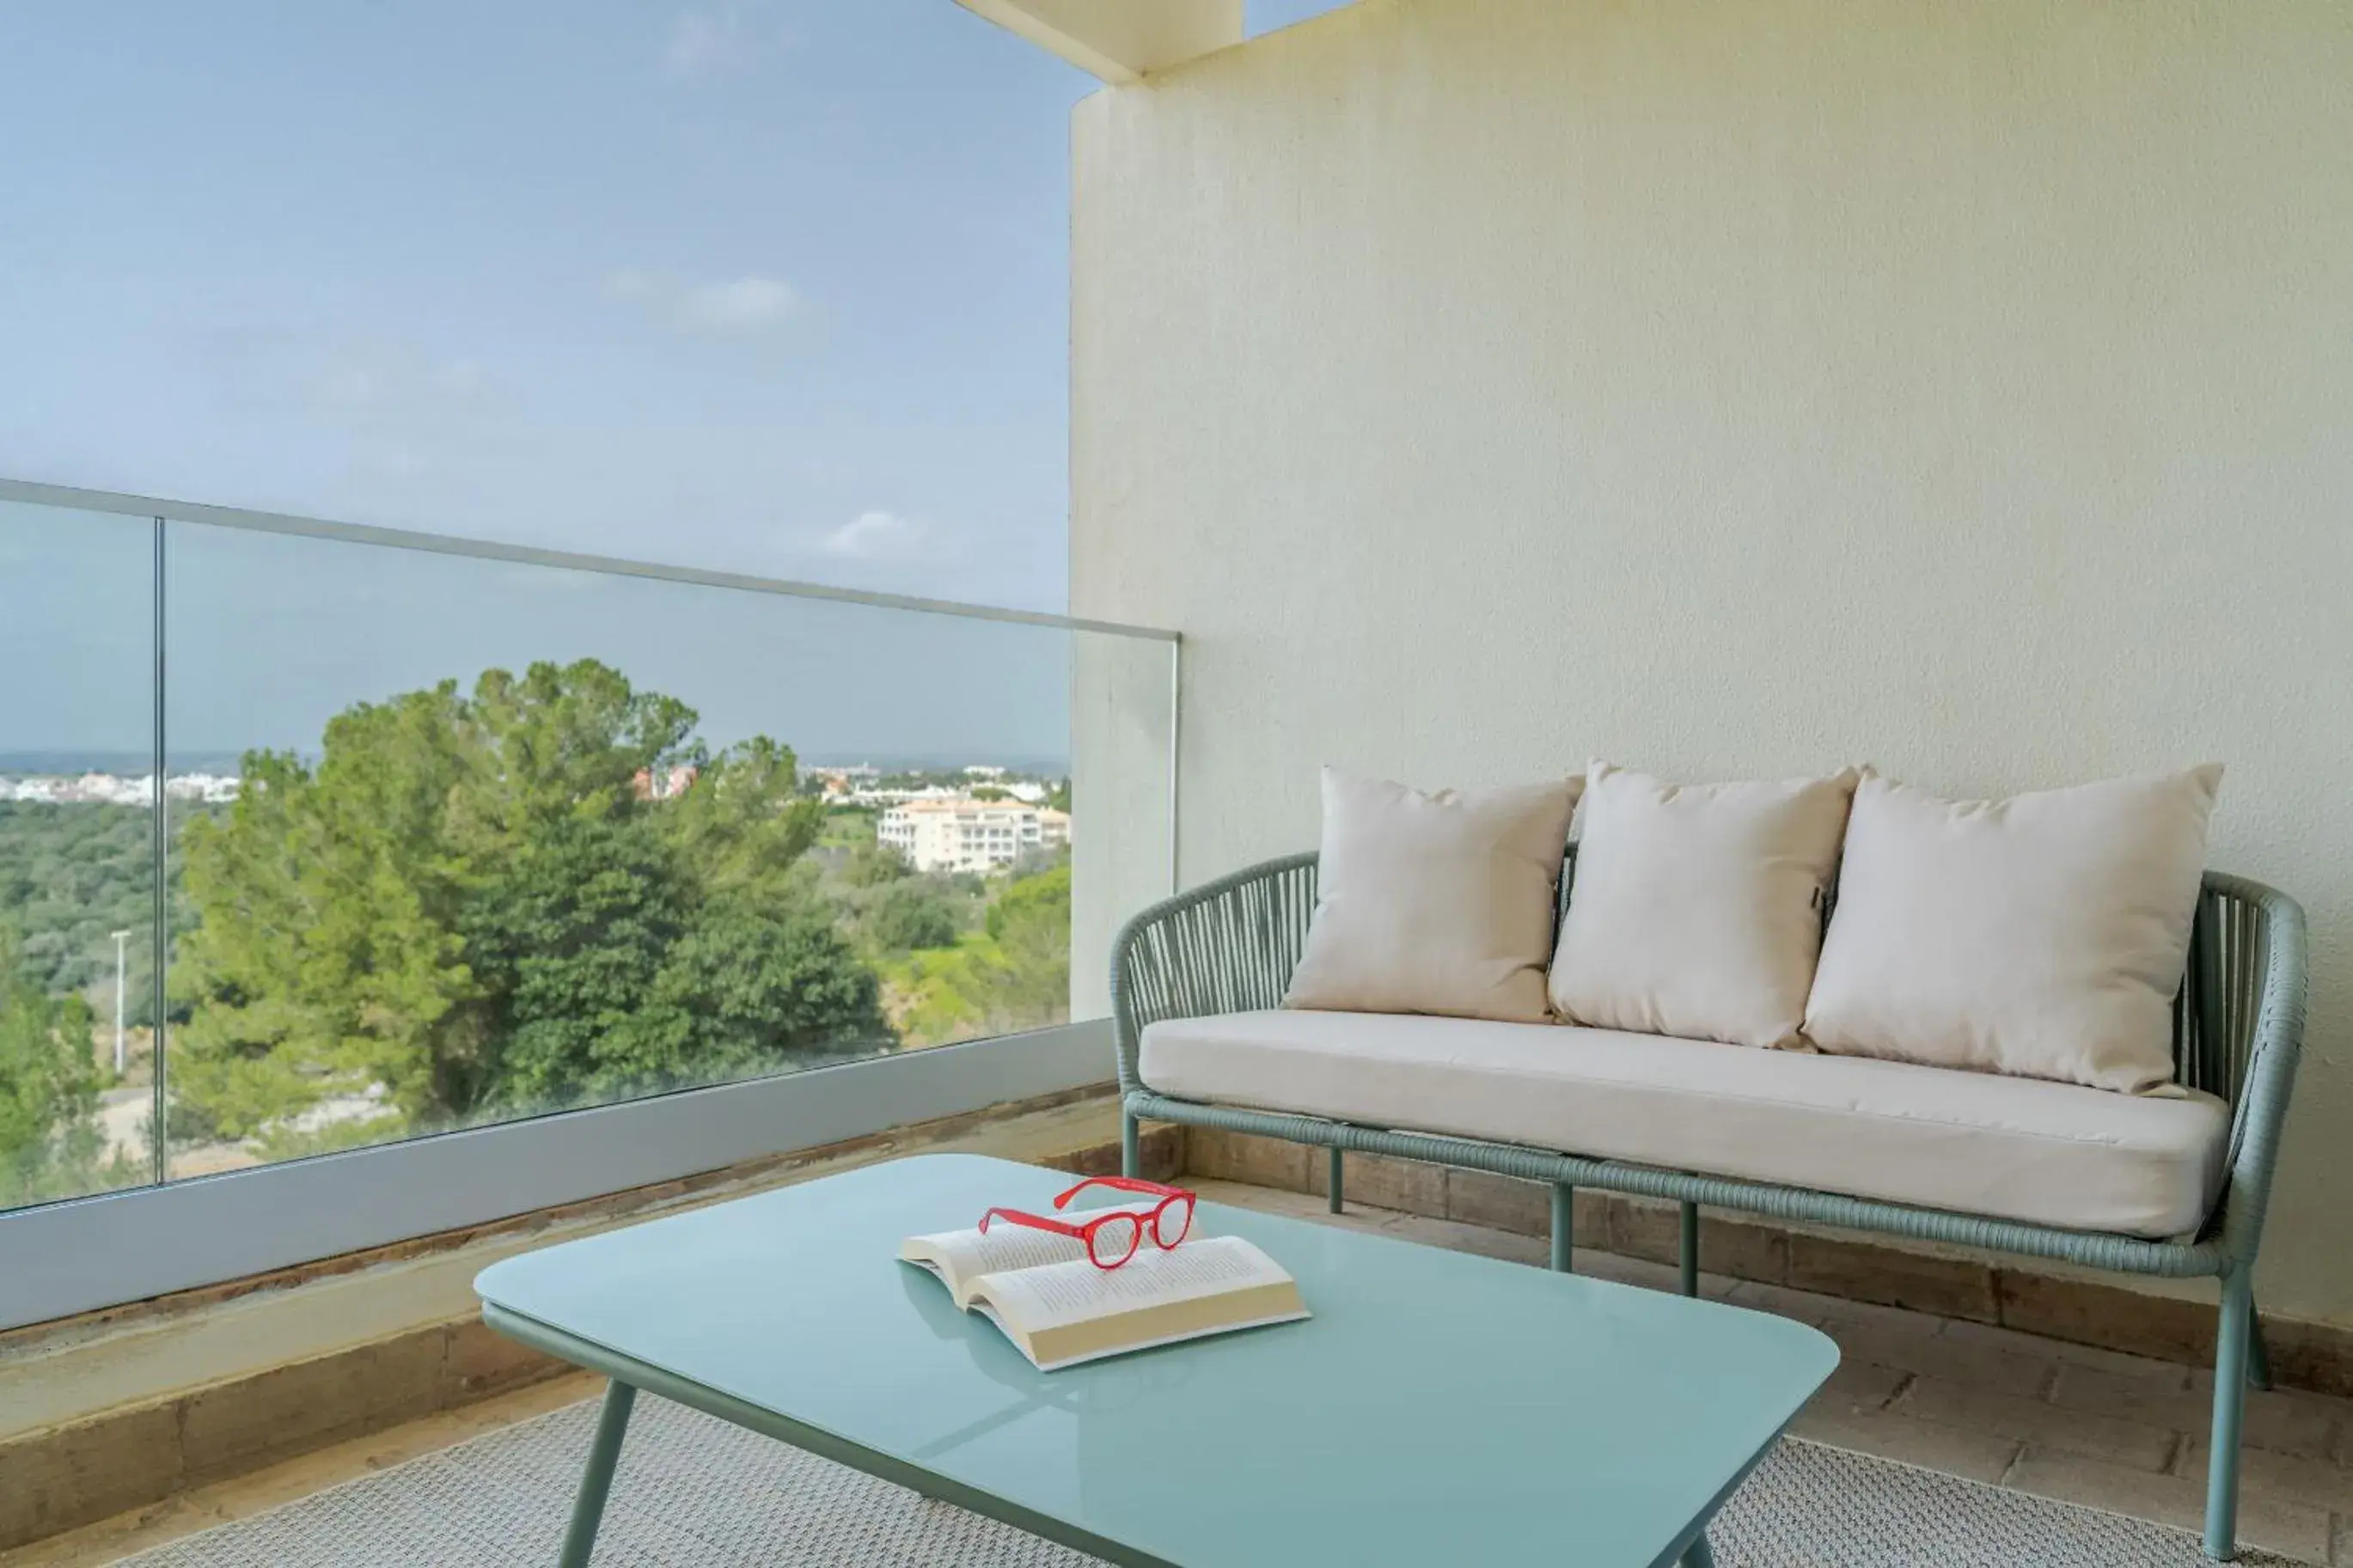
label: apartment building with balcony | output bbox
[876,794,1072,874]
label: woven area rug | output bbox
[124,1394,2304,1567]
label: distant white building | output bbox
[0,772,241,805]
[877,796,1072,875]
[813,765,883,797]
[165,774,242,803]
[58,773,153,805]
[848,783,963,808]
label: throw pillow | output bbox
[1284,767,1580,1023]
[1549,763,1860,1048]
[1802,766,2223,1093]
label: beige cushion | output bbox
[1548,764,1858,1049]
[1140,1010,2228,1237]
[1804,767,2223,1094]
[1282,768,1580,1023]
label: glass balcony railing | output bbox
[0,480,1176,1217]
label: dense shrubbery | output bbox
[883,860,1072,1046]
[865,877,966,954]
[0,801,186,1024]
[0,927,122,1206]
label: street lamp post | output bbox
[112,929,131,1076]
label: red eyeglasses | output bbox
[978,1176,1198,1270]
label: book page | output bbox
[901,1201,1158,1293]
[975,1236,1290,1332]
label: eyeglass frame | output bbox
[977,1175,1199,1271]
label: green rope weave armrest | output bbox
[1109,851,1317,1097]
[2197,873,2307,1268]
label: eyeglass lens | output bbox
[1152,1194,1195,1248]
[1089,1211,1143,1266]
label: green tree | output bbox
[171,659,893,1142]
[463,821,887,1108]
[169,680,498,1136]
[838,836,910,888]
[0,925,108,1205]
[865,878,963,953]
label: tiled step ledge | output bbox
[1185,1128,2353,1401]
[0,1087,1183,1553]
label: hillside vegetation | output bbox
[0,659,1070,1204]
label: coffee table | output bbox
[477,1153,1836,1567]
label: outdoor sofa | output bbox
[1111,845,2304,1562]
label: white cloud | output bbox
[821,510,926,563]
[663,9,750,80]
[674,276,798,333]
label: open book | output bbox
[899,1210,1310,1371]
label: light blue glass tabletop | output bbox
[477,1153,1836,1567]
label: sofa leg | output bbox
[2204,1268,2254,1560]
[1550,1184,1574,1273]
[1120,1113,1140,1180]
[1327,1147,1344,1213]
[1679,1202,1700,1298]
[2247,1301,2273,1392]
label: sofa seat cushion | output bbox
[1139,1010,2229,1238]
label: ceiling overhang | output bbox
[954,0,1244,83]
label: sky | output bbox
[0,1,1338,764]
[0,2,1352,614]
[0,2,1091,611]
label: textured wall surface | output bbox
[1070,1,2353,1321]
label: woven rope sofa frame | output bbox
[1109,848,2306,1561]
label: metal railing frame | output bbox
[0,475,1179,1329]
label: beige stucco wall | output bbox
[1070,629,1177,1021]
[1070,0,2353,1323]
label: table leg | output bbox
[1549,1183,1574,1272]
[1681,1526,1715,1567]
[559,1380,638,1567]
